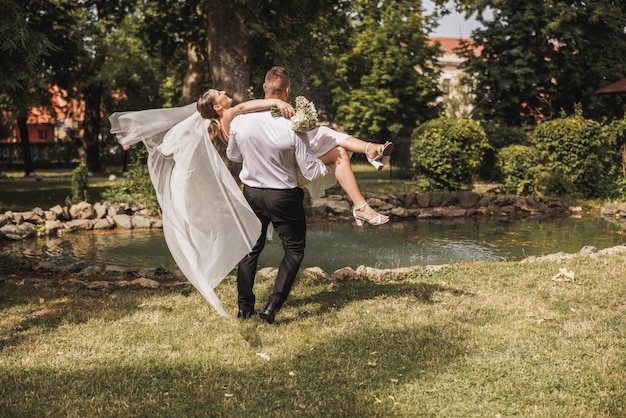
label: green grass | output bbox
[1,251,624,417]
[0,179,117,212]
[0,168,124,212]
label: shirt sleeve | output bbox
[226,119,243,163]
[294,133,328,181]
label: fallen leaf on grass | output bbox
[256,352,271,362]
[551,268,575,282]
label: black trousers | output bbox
[237,185,306,311]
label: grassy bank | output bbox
[1,250,624,417]
[0,168,122,213]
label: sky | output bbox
[423,0,483,38]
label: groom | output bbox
[226,66,328,323]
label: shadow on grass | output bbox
[1,316,465,417]
[284,279,471,324]
[0,279,184,352]
[0,274,474,415]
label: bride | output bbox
[108,90,391,316]
[197,88,392,225]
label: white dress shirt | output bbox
[227,110,327,189]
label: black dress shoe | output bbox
[259,303,278,324]
[237,309,256,320]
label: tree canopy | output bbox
[458,0,626,126]
[3,0,625,176]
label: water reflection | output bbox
[2,217,624,273]
[9,230,173,268]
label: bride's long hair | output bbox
[197,90,224,143]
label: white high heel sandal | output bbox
[365,142,394,171]
[352,202,390,226]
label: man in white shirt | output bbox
[227,66,328,323]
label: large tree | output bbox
[0,0,59,175]
[178,0,345,106]
[458,0,626,126]
[331,0,442,168]
[1,0,147,173]
[72,0,139,172]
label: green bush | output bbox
[606,116,626,176]
[603,116,626,199]
[532,106,620,199]
[534,166,576,197]
[65,163,89,205]
[410,117,490,191]
[101,146,160,214]
[498,145,540,195]
[479,121,531,181]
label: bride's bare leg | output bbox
[320,147,388,222]
[337,136,392,159]
[335,136,368,154]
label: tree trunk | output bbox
[206,6,252,102]
[179,3,252,179]
[180,3,253,105]
[180,41,208,105]
[82,83,103,173]
[17,116,35,176]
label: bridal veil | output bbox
[109,104,261,316]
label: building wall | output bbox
[1,85,85,144]
[430,37,478,118]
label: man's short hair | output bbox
[264,66,290,95]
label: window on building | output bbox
[38,130,48,140]
[442,78,451,95]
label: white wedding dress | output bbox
[109,104,261,317]
[108,104,346,316]
[300,126,349,199]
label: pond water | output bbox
[2,216,625,272]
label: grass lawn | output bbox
[1,163,623,416]
[0,250,624,417]
[0,167,124,213]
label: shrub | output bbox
[534,166,576,197]
[410,117,490,191]
[498,145,540,195]
[606,116,626,177]
[479,121,531,181]
[65,163,89,205]
[603,116,626,199]
[532,106,620,199]
[101,146,160,214]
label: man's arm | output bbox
[226,121,243,163]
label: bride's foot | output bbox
[365,141,393,171]
[352,202,390,226]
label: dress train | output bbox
[109,105,261,317]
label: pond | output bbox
[2,216,625,273]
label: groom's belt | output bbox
[243,185,300,191]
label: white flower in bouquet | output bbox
[291,96,318,133]
[272,95,318,133]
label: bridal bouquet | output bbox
[272,95,318,133]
